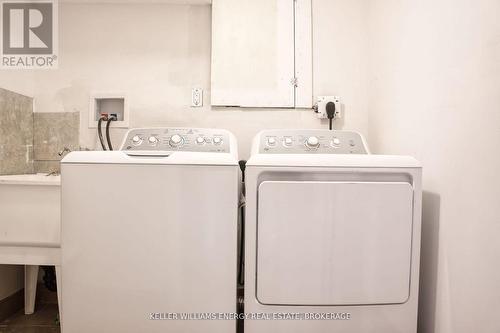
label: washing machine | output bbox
[244,129,422,333]
[61,128,239,333]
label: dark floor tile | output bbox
[0,304,59,332]
[0,327,60,333]
[35,284,58,305]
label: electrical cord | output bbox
[238,202,245,286]
[97,115,108,150]
[106,115,117,151]
[326,101,336,130]
[238,160,247,286]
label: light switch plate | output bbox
[191,88,203,107]
[316,96,341,119]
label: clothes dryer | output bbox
[244,129,422,333]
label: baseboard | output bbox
[0,289,23,322]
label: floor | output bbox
[0,283,60,333]
[0,304,59,333]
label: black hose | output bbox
[97,116,107,150]
[106,116,117,151]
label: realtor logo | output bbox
[1,0,58,68]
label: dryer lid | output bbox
[247,154,421,168]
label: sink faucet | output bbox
[58,147,71,158]
[44,147,72,176]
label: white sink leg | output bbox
[24,265,39,314]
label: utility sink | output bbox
[0,173,60,247]
[0,173,61,317]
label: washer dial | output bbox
[169,134,183,147]
[148,136,158,145]
[305,136,320,148]
[132,135,142,146]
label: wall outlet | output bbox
[191,88,203,107]
[316,96,341,119]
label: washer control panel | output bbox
[121,128,231,153]
[258,130,368,154]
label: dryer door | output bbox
[256,181,414,306]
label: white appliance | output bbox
[244,129,422,333]
[61,128,239,333]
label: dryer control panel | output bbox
[120,128,231,153]
[258,130,368,154]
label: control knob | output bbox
[196,136,205,145]
[148,136,158,145]
[132,135,142,145]
[169,134,183,147]
[267,137,277,146]
[306,136,320,148]
[213,137,223,145]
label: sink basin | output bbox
[0,174,60,247]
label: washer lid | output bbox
[256,181,414,306]
[61,151,238,166]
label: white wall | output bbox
[1,3,499,331]
[0,266,23,300]
[367,1,500,332]
[0,2,499,331]
[0,1,369,159]
[0,0,369,304]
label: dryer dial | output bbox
[283,137,293,146]
[267,137,277,146]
